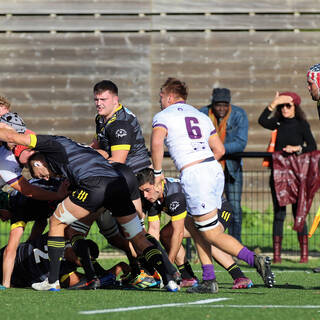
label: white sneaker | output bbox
[164,280,180,292]
[32,278,61,291]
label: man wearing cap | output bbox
[200,88,248,243]
[307,63,320,118]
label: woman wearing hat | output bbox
[258,92,317,264]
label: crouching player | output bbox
[137,168,253,291]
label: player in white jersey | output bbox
[151,77,274,292]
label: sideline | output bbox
[79,298,230,315]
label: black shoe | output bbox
[254,255,274,288]
[186,279,218,294]
[312,267,320,273]
[84,277,101,290]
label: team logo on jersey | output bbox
[169,201,180,211]
[115,129,127,138]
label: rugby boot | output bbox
[273,236,282,264]
[180,277,199,288]
[129,271,158,289]
[298,235,308,263]
[32,278,61,291]
[186,279,218,294]
[254,255,274,288]
[232,277,253,289]
[84,277,101,290]
[164,280,180,292]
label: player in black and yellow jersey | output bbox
[0,130,179,292]
[137,168,253,291]
[0,178,61,289]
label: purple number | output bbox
[185,117,202,139]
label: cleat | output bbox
[0,285,6,290]
[180,277,199,288]
[164,280,180,292]
[99,273,116,288]
[173,271,182,285]
[232,277,253,289]
[313,266,320,273]
[254,255,274,288]
[129,271,158,289]
[186,279,218,294]
[32,278,60,291]
[84,277,100,290]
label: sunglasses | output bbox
[279,103,293,109]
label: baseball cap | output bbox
[279,91,301,107]
[212,88,231,104]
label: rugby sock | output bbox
[202,264,216,281]
[72,238,96,281]
[237,247,255,267]
[145,233,177,275]
[47,236,65,284]
[92,260,107,277]
[143,245,171,285]
[177,261,196,279]
[226,263,245,280]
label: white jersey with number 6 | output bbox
[152,103,216,171]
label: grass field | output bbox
[2,257,320,320]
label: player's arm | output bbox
[11,176,68,201]
[208,133,225,161]
[108,121,133,164]
[168,217,185,263]
[2,226,24,288]
[147,216,161,240]
[91,137,110,160]
[151,126,167,184]
[0,126,32,146]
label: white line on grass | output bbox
[79,298,230,315]
[201,305,320,309]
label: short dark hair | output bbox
[136,168,155,186]
[161,77,188,100]
[93,80,118,96]
[27,152,46,177]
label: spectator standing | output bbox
[258,92,317,263]
[307,63,320,118]
[200,88,248,242]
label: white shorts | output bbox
[180,160,224,216]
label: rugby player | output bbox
[150,77,274,292]
[0,130,178,292]
[137,168,253,291]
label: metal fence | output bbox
[1,152,320,259]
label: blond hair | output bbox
[0,96,11,111]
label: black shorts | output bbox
[69,176,136,217]
[112,162,140,201]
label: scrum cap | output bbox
[0,112,26,133]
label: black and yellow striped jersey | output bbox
[95,105,151,173]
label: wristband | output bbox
[153,169,162,176]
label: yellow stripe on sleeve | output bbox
[29,134,37,148]
[172,211,187,222]
[111,144,131,151]
[11,221,26,230]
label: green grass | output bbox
[2,258,320,320]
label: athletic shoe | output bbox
[0,285,6,290]
[152,271,162,287]
[186,279,218,294]
[180,277,199,288]
[254,255,274,288]
[164,280,180,292]
[84,277,101,290]
[99,273,116,288]
[32,278,61,291]
[129,272,158,289]
[232,277,253,289]
[173,271,182,285]
[312,266,320,273]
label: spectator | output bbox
[200,88,248,242]
[258,92,317,263]
[307,63,320,118]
